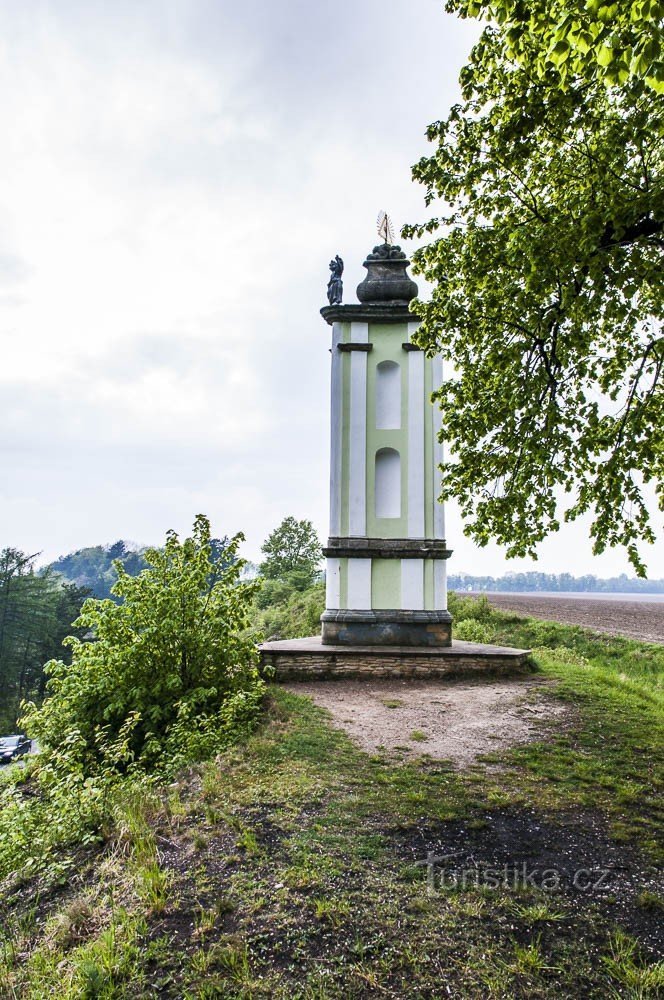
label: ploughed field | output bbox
[481,593,664,645]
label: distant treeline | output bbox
[449,572,664,594]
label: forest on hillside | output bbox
[0,550,90,732]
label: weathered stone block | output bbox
[259,636,532,682]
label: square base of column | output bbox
[259,636,532,682]
[320,609,452,647]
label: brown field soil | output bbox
[480,593,664,645]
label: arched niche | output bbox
[375,448,401,518]
[375,360,401,429]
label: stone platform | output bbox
[259,636,532,682]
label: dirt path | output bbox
[482,593,664,644]
[287,677,568,767]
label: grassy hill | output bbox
[1,601,662,998]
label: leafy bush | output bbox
[22,515,263,776]
[253,573,316,610]
[0,516,266,881]
[0,722,142,880]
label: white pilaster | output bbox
[407,348,425,537]
[347,558,371,609]
[431,354,445,540]
[325,557,341,610]
[433,559,447,610]
[401,559,424,610]
[329,322,343,536]
[348,321,368,536]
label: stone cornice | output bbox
[324,537,452,560]
[320,304,420,326]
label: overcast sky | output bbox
[0,0,661,579]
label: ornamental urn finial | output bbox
[356,213,418,304]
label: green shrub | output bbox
[448,592,494,622]
[453,618,496,644]
[0,516,266,882]
[22,515,263,777]
[253,582,325,640]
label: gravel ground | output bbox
[286,677,568,766]
[482,593,664,644]
[286,596,661,770]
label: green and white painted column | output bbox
[320,241,453,646]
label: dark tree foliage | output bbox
[49,536,234,600]
[208,535,237,586]
[0,549,89,731]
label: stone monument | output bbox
[319,234,453,647]
[259,217,530,680]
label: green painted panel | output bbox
[366,323,409,538]
[371,558,401,610]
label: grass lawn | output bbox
[1,608,662,998]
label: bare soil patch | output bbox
[484,593,664,644]
[286,677,568,766]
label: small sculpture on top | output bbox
[327,255,344,305]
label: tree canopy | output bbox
[450,1,664,93]
[404,3,663,574]
[48,535,234,600]
[0,549,89,731]
[260,517,322,587]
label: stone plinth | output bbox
[259,636,532,682]
[320,609,452,647]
